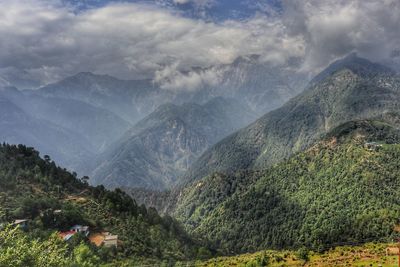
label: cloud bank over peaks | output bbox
[154,63,223,91]
[282,0,400,72]
[0,0,304,88]
[173,0,213,6]
[0,0,399,89]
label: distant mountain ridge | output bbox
[37,72,158,124]
[0,94,94,169]
[202,55,307,114]
[0,55,305,181]
[310,52,395,84]
[89,97,257,190]
[0,86,131,169]
[36,56,307,122]
[7,90,131,153]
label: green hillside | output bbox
[183,55,400,184]
[0,144,208,266]
[173,120,400,254]
[193,243,398,267]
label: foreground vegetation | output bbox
[0,226,100,267]
[1,224,397,267]
[193,243,399,267]
[0,143,208,266]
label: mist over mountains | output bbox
[0,56,306,188]
[2,51,399,194]
[89,97,257,190]
[2,53,400,192]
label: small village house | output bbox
[12,219,29,229]
[88,232,119,248]
[70,225,90,237]
[54,209,62,214]
[103,234,118,248]
[59,231,76,241]
[59,225,90,241]
[364,142,383,151]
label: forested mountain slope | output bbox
[183,55,400,184]
[90,97,256,190]
[172,120,400,254]
[0,144,206,264]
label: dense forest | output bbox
[172,120,400,254]
[0,144,210,266]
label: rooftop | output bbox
[59,231,76,241]
[13,219,28,224]
[104,235,118,241]
[71,225,89,230]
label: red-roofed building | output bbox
[59,231,76,241]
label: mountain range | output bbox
[182,54,400,184]
[2,52,400,264]
[2,53,398,194]
[88,97,256,190]
[0,90,94,169]
[0,56,305,188]
[0,86,130,169]
[37,55,305,122]
[127,54,400,254]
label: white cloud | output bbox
[154,62,223,90]
[0,0,399,88]
[0,77,10,87]
[173,0,190,4]
[0,0,304,88]
[173,0,214,8]
[281,0,400,71]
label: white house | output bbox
[70,225,90,237]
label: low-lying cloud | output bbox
[282,0,400,71]
[0,0,399,89]
[154,63,223,90]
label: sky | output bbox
[61,0,282,20]
[0,0,399,88]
